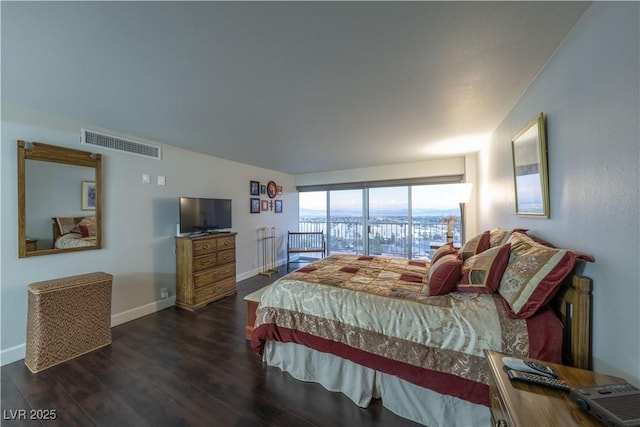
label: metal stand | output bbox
[259,226,279,276]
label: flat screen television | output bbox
[179,197,232,234]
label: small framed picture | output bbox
[250,198,260,213]
[82,181,96,210]
[277,185,283,195]
[260,184,266,194]
[511,113,549,217]
[274,199,283,213]
[261,200,269,211]
[250,180,260,196]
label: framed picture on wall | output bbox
[511,113,550,217]
[250,198,260,213]
[261,200,269,211]
[82,181,96,210]
[250,180,260,196]
[274,199,283,213]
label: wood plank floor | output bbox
[1,267,419,426]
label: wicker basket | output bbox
[25,272,113,373]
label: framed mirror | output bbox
[511,113,550,218]
[18,141,102,257]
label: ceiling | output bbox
[1,1,590,175]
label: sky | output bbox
[300,183,470,215]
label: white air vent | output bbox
[81,129,161,160]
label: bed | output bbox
[52,216,97,249]
[251,229,593,426]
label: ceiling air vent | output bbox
[81,129,161,160]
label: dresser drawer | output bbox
[217,248,236,265]
[193,253,217,272]
[194,277,236,303]
[193,238,217,256]
[194,263,236,289]
[217,235,235,251]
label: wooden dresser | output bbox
[175,233,237,311]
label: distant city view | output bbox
[298,186,465,260]
[299,211,461,260]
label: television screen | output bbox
[179,197,232,234]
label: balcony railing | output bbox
[299,216,461,260]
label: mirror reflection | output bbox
[18,141,102,258]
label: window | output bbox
[298,181,466,259]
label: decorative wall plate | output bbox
[266,181,277,198]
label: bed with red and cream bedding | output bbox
[252,246,570,425]
[52,216,97,249]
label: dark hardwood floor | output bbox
[1,266,419,426]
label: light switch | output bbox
[142,174,150,184]
[157,175,166,186]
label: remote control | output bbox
[507,369,570,392]
[502,356,558,378]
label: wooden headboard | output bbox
[551,274,592,370]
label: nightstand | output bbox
[485,350,623,426]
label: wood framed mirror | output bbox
[18,141,102,258]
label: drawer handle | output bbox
[202,244,210,249]
[223,255,232,260]
[200,259,212,266]
[223,241,230,246]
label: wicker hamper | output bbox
[25,272,113,373]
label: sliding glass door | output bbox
[299,183,464,259]
[368,186,409,258]
[328,189,364,254]
[298,191,327,233]
[412,184,461,259]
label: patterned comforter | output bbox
[251,254,562,406]
[54,233,97,249]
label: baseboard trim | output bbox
[111,296,176,327]
[0,297,177,367]
[0,344,27,367]
[1,262,294,367]
[237,268,260,281]
[237,259,286,282]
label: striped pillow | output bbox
[426,254,462,296]
[458,230,490,262]
[498,233,577,318]
[457,244,511,293]
[431,242,457,264]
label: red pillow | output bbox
[431,242,457,264]
[77,217,97,237]
[457,244,511,293]
[458,230,490,262]
[426,254,462,296]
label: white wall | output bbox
[1,105,298,364]
[478,3,639,384]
